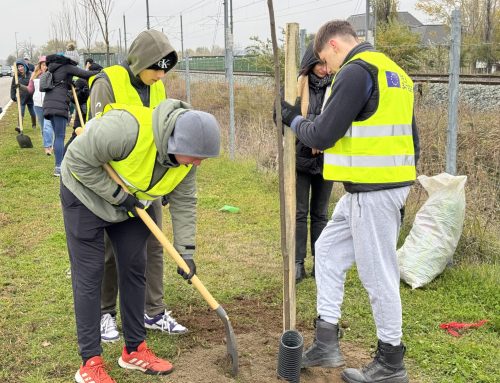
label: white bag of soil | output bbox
[398,173,467,289]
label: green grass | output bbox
[0,105,499,383]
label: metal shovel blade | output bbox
[215,305,239,377]
[17,133,33,148]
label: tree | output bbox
[374,0,399,24]
[416,0,499,71]
[74,0,97,54]
[6,55,16,66]
[83,0,114,66]
[245,35,284,78]
[376,21,423,71]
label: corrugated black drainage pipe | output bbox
[277,330,303,382]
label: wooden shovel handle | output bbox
[13,64,23,132]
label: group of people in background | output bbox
[10,44,100,175]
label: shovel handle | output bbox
[71,84,85,130]
[13,65,23,132]
[104,163,220,309]
[73,123,220,310]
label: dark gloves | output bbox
[118,193,144,217]
[177,257,196,283]
[281,98,301,127]
[161,194,170,206]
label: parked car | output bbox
[0,65,12,77]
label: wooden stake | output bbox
[267,0,298,332]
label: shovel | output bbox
[72,90,239,376]
[13,64,33,148]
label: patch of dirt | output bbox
[167,295,373,382]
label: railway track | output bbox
[174,69,500,85]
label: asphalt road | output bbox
[0,76,13,113]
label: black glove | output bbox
[118,193,145,217]
[281,98,301,127]
[177,257,196,283]
[161,194,170,206]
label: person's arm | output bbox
[10,77,16,101]
[64,110,138,205]
[168,167,197,259]
[89,77,115,118]
[291,64,373,150]
[67,65,99,79]
[412,113,420,166]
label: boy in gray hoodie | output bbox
[86,30,189,342]
[61,99,220,382]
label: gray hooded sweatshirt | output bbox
[88,29,177,118]
[61,99,197,258]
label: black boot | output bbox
[341,340,408,383]
[302,318,345,368]
[295,262,306,282]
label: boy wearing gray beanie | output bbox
[60,99,220,381]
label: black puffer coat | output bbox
[43,55,99,119]
[296,43,333,175]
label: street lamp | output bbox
[15,32,19,58]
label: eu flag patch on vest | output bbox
[386,71,400,88]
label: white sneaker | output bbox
[144,310,188,335]
[100,313,120,343]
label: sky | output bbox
[0,0,432,62]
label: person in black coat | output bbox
[294,42,334,282]
[64,62,103,154]
[42,47,99,176]
[11,59,37,130]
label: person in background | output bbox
[281,20,419,383]
[11,59,37,131]
[28,56,54,155]
[64,62,103,154]
[84,57,94,70]
[42,42,99,177]
[87,29,189,342]
[61,99,220,383]
[24,55,35,72]
[294,42,334,282]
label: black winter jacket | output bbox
[296,43,332,175]
[10,61,33,105]
[43,55,99,119]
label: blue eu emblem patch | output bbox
[386,71,400,88]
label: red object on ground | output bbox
[439,320,489,337]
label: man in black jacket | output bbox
[281,20,419,383]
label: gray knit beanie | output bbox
[167,111,220,158]
[64,42,80,64]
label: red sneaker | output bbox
[75,356,116,383]
[118,341,174,375]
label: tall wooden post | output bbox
[283,23,298,331]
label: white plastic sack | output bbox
[398,173,467,289]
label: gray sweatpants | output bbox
[315,186,410,346]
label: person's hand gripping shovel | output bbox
[71,85,239,376]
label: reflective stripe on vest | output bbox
[323,51,416,184]
[103,103,191,202]
[87,65,166,118]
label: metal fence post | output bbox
[446,9,461,175]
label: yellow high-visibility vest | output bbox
[103,103,191,202]
[87,65,166,118]
[323,51,416,184]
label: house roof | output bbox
[347,11,423,32]
[347,11,448,45]
[411,24,449,45]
